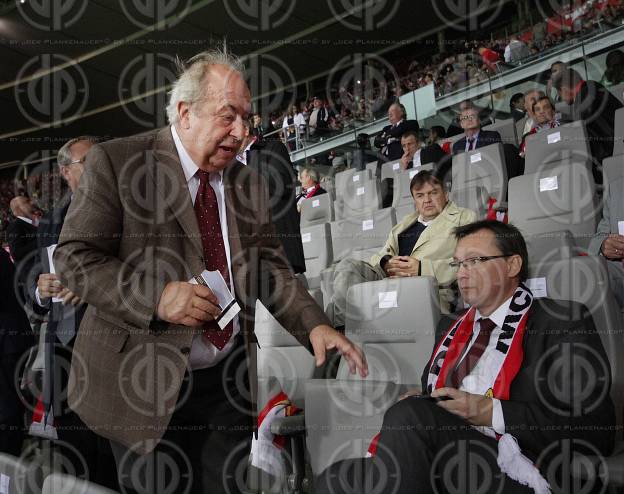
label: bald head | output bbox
[10,196,35,218]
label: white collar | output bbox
[417,215,433,226]
[17,216,33,225]
[171,125,223,183]
[236,137,256,165]
[466,130,480,141]
[475,295,513,328]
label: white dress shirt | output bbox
[457,296,513,435]
[465,131,480,152]
[171,125,240,370]
[412,148,422,168]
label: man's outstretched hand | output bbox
[309,325,368,378]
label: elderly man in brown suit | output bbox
[54,50,367,494]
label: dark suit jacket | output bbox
[54,127,330,453]
[574,80,623,164]
[421,298,615,477]
[409,144,446,168]
[0,249,33,356]
[374,120,420,161]
[451,130,503,155]
[0,248,33,422]
[246,138,306,274]
[31,197,86,339]
[7,218,38,293]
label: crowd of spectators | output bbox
[260,0,624,148]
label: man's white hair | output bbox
[165,49,245,126]
[56,136,100,167]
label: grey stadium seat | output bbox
[339,276,440,383]
[305,277,441,476]
[450,185,488,218]
[394,202,415,223]
[451,142,507,206]
[42,473,119,494]
[301,222,333,289]
[612,107,624,157]
[300,194,334,227]
[0,454,43,494]
[524,230,578,260]
[329,208,396,263]
[380,159,402,181]
[334,168,372,196]
[483,118,518,145]
[508,161,599,249]
[336,179,382,220]
[523,120,591,175]
[366,161,378,176]
[392,166,434,208]
[527,255,624,487]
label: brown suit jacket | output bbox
[54,127,329,454]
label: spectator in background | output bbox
[602,49,624,87]
[352,133,378,172]
[478,46,500,73]
[251,113,274,139]
[282,104,306,151]
[399,131,446,170]
[308,97,332,138]
[374,103,419,161]
[519,96,561,157]
[325,171,476,327]
[552,67,623,180]
[239,122,305,274]
[509,92,526,122]
[30,136,118,489]
[517,89,546,140]
[451,106,502,155]
[296,167,327,212]
[548,61,568,102]
[0,248,33,457]
[504,37,530,63]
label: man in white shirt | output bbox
[317,220,615,494]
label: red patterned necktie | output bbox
[448,317,496,389]
[194,170,233,350]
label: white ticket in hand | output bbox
[46,244,63,303]
[190,270,240,330]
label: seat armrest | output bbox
[270,414,306,436]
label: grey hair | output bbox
[57,136,100,167]
[165,49,245,125]
[301,167,320,183]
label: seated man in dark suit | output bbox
[451,106,502,155]
[317,220,615,494]
[374,103,419,161]
[399,130,446,170]
[552,67,623,182]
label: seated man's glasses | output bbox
[449,255,511,270]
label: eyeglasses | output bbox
[449,255,512,270]
[66,157,86,166]
[459,115,478,121]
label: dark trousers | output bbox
[315,397,533,494]
[52,344,118,489]
[115,336,253,494]
[0,352,26,456]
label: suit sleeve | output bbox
[369,225,399,268]
[54,145,167,329]
[500,309,615,457]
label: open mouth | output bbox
[218,144,237,155]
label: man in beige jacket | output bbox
[327,171,477,325]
